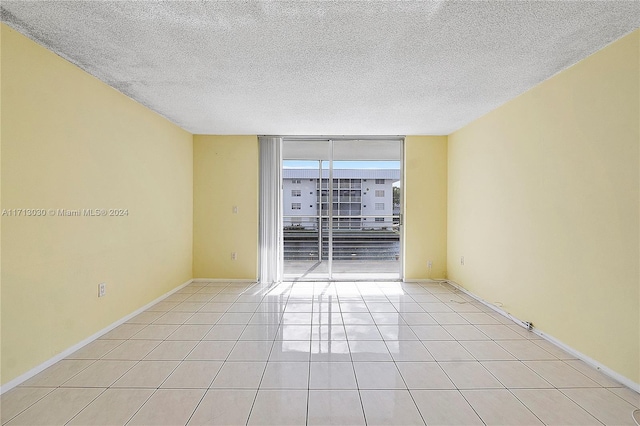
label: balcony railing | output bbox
[283,215,400,261]
[317,196,362,203]
[316,182,363,190]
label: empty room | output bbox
[1,1,639,425]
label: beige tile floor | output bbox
[284,260,401,281]
[2,281,639,425]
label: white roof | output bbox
[283,169,400,180]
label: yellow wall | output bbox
[1,25,194,385]
[448,30,639,383]
[404,136,448,280]
[3,17,637,389]
[0,24,4,382]
[192,135,445,282]
[193,135,259,279]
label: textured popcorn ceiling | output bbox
[2,1,639,135]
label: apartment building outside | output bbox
[282,168,400,230]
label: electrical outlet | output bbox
[427,260,433,268]
[232,206,238,214]
[98,282,106,297]
[231,252,237,260]
[460,256,465,266]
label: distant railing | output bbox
[283,215,400,261]
[316,182,363,189]
[317,196,362,203]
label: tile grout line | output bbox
[415,283,488,425]
[21,316,164,425]
[375,284,427,425]
[244,287,289,425]
[121,388,157,426]
[0,387,56,425]
[417,280,561,426]
[123,282,228,425]
[456,389,488,426]
[557,387,622,425]
[507,386,601,426]
[304,290,325,426]
[124,282,239,425]
[182,282,245,426]
[61,387,109,426]
[337,286,369,426]
[5,280,639,426]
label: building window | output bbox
[375,179,385,184]
[292,179,301,184]
[291,203,301,210]
[375,203,384,210]
[291,189,301,197]
[375,190,384,197]
[375,217,385,222]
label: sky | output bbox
[284,160,401,187]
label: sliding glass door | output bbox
[282,138,402,281]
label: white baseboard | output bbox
[5,277,638,395]
[0,278,193,395]
[535,328,640,393]
[445,279,640,393]
[192,278,257,283]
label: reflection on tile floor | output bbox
[2,281,639,425]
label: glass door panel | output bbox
[283,138,402,281]
[330,158,401,280]
[282,140,330,280]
